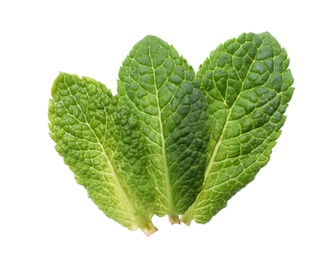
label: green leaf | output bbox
[181,32,294,225]
[118,36,209,223]
[50,32,294,233]
[49,73,157,235]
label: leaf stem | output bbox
[180,203,195,226]
[141,222,158,236]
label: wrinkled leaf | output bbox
[49,73,156,235]
[181,32,294,225]
[118,36,209,223]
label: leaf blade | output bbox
[182,32,294,224]
[118,36,208,221]
[49,72,156,234]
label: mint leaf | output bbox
[118,36,208,223]
[49,73,157,235]
[50,32,294,233]
[181,32,294,225]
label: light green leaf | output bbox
[49,73,156,235]
[118,36,208,223]
[181,32,294,225]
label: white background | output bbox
[1,0,331,259]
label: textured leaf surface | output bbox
[118,36,208,222]
[181,32,294,224]
[49,73,156,234]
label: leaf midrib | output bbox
[147,41,176,219]
[203,42,260,183]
